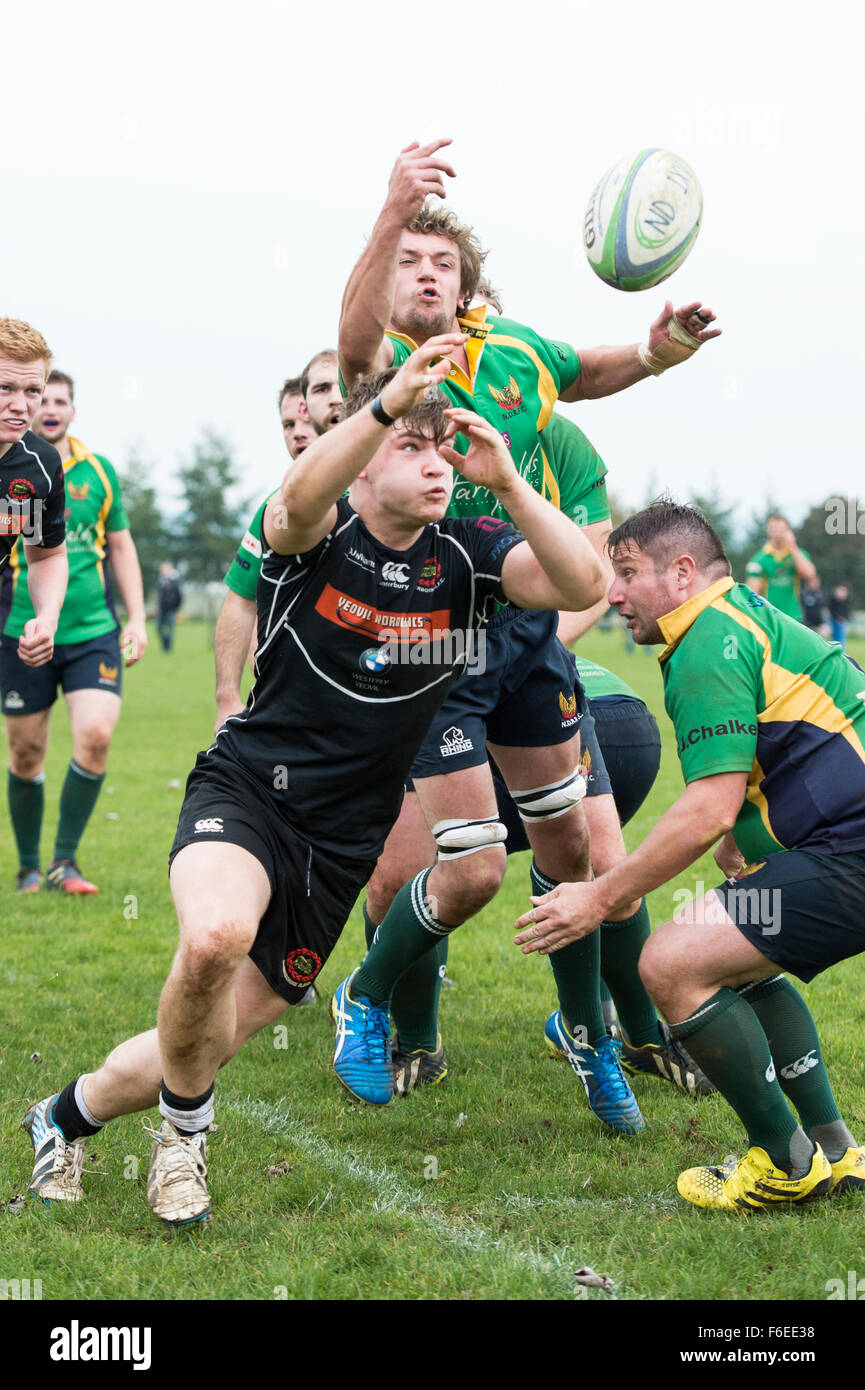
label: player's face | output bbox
[766,517,788,547]
[304,361,342,436]
[0,356,48,451]
[280,392,315,459]
[33,379,75,444]
[392,232,463,341]
[365,427,453,526]
[608,544,679,645]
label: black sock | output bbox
[52,1077,103,1140]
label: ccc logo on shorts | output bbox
[194,818,224,833]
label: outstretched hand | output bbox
[438,408,517,495]
[514,880,602,954]
[384,139,456,225]
[648,300,722,352]
[380,333,466,419]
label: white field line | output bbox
[224,1095,572,1277]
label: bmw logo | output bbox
[359,646,391,673]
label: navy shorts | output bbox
[411,608,583,778]
[493,695,658,855]
[713,847,865,983]
[170,757,374,1004]
[589,695,661,826]
[0,630,122,714]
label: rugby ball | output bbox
[583,149,702,291]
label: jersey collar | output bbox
[657,576,735,664]
[387,304,491,393]
[64,437,94,472]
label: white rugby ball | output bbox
[583,149,702,291]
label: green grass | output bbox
[2,623,864,1302]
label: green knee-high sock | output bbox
[362,899,448,1052]
[354,870,452,1006]
[669,987,812,1172]
[8,770,45,869]
[739,975,855,1161]
[53,760,105,863]
[532,861,604,1045]
[599,901,659,1047]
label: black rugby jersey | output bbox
[208,497,524,860]
[0,431,65,578]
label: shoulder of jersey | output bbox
[22,431,62,471]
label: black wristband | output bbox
[369,394,396,427]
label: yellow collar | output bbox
[64,437,93,472]
[657,576,735,664]
[388,304,491,393]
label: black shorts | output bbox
[411,608,582,778]
[169,758,374,1003]
[713,847,865,983]
[493,698,655,856]
[0,630,122,714]
[589,695,661,826]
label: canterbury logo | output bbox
[381,561,409,584]
[765,1060,776,1083]
[194,817,223,833]
[780,1051,819,1079]
[98,662,118,680]
[488,376,523,409]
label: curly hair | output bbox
[407,202,488,309]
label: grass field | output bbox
[2,623,864,1305]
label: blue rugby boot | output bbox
[333,971,393,1105]
[544,1011,645,1135]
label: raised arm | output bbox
[338,140,456,387]
[264,334,462,556]
[439,409,605,613]
[561,301,721,401]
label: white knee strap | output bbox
[510,769,586,823]
[433,817,508,860]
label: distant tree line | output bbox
[120,432,863,609]
[118,430,252,599]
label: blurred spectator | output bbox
[800,576,828,634]
[157,562,183,652]
[829,583,851,649]
[745,514,816,621]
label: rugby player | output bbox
[0,319,67,673]
[745,513,816,620]
[20,335,605,1225]
[334,139,720,1120]
[514,500,865,1210]
[214,371,315,733]
[2,369,146,894]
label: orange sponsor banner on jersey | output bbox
[0,513,25,535]
[315,583,450,643]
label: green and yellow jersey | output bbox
[387,305,581,524]
[541,413,609,527]
[745,544,812,620]
[4,437,129,645]
[658,578,865,863]
[224,492,278,600]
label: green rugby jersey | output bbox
[4,437,129,645]
[745,544,812,620]
[224,492,278,599]
[658,577,865,863]
[542,414,609,526]
[574,655,638,701]
[387,305,581,524]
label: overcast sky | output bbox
[5,1,862,535]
